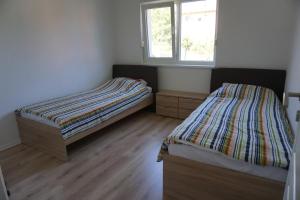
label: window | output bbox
[147,6,173,58]
[141,0,218,66]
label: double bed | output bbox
[15,65,158,161]
[160,68,293,200]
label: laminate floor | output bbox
[0,111,181,200]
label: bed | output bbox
[160,68,293,200]
[15,65,158,161]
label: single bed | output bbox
[160,68,293,200]
[16,65,158,161]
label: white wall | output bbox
[113,0,296,93]
[0,0,114,150]
[286,1,300,134]
[284,2,300,199]
[216,0,295,67]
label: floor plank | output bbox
[0,111,181,200]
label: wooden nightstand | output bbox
[156,90,208,119]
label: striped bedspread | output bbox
[159,83,294,169]
[17,78,152,139]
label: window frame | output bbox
[141,0,218,67]
[141,1,176,64]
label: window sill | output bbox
[142,63,216,69]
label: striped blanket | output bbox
[159,83,294,169]
[17,78,152,139]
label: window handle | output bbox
[172,26,175,35]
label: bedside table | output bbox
[156,90,208,119]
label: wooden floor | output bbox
[0,111,181,200]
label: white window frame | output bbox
[141,1,176,64]
[140,0,218,67]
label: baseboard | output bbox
[0,140,21,152]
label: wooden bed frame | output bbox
[16,65,158,161]
[163,68,287,200]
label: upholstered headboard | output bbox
[112,65,158,93]
[210,68,286,101]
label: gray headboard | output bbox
[210,68,286,101]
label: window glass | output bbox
[147,7,173,58]
[180,0,217,61]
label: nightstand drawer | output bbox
[156,90,208,119]
[178,108,194,119]
[157,105,178,118]
[156,95,178,107]
[179,97,204,110]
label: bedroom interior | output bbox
[0,0,299,200]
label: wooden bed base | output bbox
[16,95,153,161]
[163,154,285,200]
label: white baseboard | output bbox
[0,140,21,152]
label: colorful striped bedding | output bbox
[16,78,152,140]
[159,83,294,169]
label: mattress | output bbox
[17,78,152,140]
[169,143,287,182]
[159,83,294,177]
